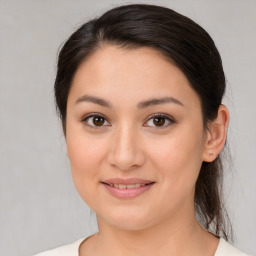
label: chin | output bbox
[97,208,157,231]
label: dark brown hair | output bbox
[54,4,231,240]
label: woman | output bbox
[36,4,249,256]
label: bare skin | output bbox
[79,217,219,256]
[65,45,229,256]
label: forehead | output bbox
[75,45,176,80]
[69,45,201,110]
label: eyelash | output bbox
[81,113,110,129]
[81,112,175,129]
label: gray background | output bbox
[0,0,255,255]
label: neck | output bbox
[85,212,218,256]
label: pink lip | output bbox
[101,178,155,199]
[102,178,154,185]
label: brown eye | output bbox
[82,114,110,128]
[144,114,174,128]
[153,117,166,126]
[93,116,105,126]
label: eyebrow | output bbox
[75,94,184,108]
[138,97,184,108]
[75,95,112,108]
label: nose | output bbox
[107,124,145,171]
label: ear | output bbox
[202,104,229,162]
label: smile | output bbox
[103,183,153,189]
[101,181,155,198]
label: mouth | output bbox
[101,179,156,198]
[101,182,155,189]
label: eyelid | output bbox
[81,112,111,129]
[143,113,175,128]
[81,112,175,129]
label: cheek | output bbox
[148,129,204,194]
[66,129,107,198]
[67,137,103,172]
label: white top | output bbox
[34,237,249,256]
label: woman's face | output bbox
[66,46,209,230]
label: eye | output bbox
[82,113,110,128]
[144,114,174,128]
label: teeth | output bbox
[127,184,136,189]
[109,183,147,189]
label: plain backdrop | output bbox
[0,0,255,255]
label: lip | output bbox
[102,178,154,185]
[101,178,155,199]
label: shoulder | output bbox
[34,238,84,256]
[215,238,250,256]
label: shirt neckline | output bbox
[77,236,224,256]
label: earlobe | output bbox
[202,104,229,162]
